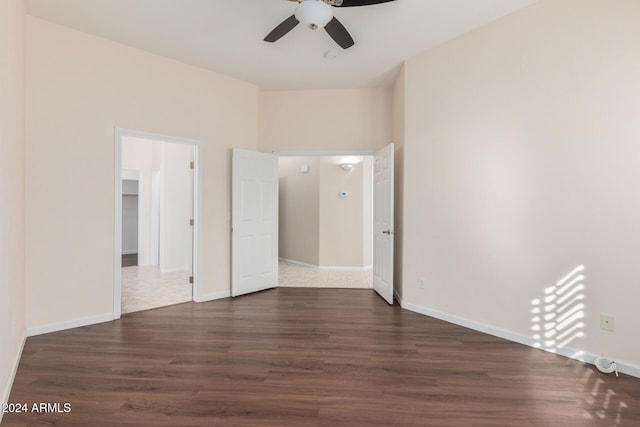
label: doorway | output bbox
[114,128,202,319]
[232,146,394,303]
[277,155,374,289]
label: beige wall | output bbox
[261,87,389,270]
[402,0,640,366]
[0,0,26,414]
[279,156,370,268]
[319,157,365,267]
[278,157,320,266]
[25,17,259,330]
[259,88,392,153]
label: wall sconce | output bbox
[339,163,354,171]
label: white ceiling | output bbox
[25,0,537,90]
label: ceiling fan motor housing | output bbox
[267,0,397,49]
[295,0,333,30]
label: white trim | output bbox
[121,169,140,181]
[150,170,161,266]
[195,290,231,303]
[159,267,190,274]
[279,258,372,271]
[399,300,640,379]
[114,128,203,319]
[274,150,375,157]
[279,258,318,269]
[393,288,402,304]
[26,313,113,337]
[0,335,25,422]
[114,130,123,319]
[192,144,203,303]
[318,265,372,271]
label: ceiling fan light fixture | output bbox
[295,0,333,30]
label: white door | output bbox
[373,143,394,304]
[232,149,279,297]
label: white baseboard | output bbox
[279,258,318,269]
[159,267,190,274]
[318,265,372,271]
[26,313,114,337]
[0,334,26,423]
[279,258,371,271]
[195,290,231,303]
[393,288,402,304]
[399,300,640,379]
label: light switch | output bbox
[300,164,309,173]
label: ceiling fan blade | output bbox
[324,17,355,49]
[335,0,396,7]
[264,15,300,43]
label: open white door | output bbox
[232,149,279,297]
[373,143,394,304]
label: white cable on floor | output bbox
[595,356,619,376]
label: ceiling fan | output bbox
[264,0,397,50]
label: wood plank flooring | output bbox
[4,288,640,426]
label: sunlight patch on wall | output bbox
[531,265,586,352]
[531,266,629,425]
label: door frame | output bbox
[274,150,375,157]
[113,127,203,319]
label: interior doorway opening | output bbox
[114,128,202,319]
[231,146,394,304]
[278,154,374,289]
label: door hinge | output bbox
[189,276,194,284]
[190,161,195,169]
[189,218,194,226]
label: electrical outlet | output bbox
[600,314,615,332]
[419,279,425,289]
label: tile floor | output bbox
[121,262,370,315]
[121,266,192,314]
[278,261,372,289]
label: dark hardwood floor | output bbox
[121,253,138,268]
[4,288,640,426]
